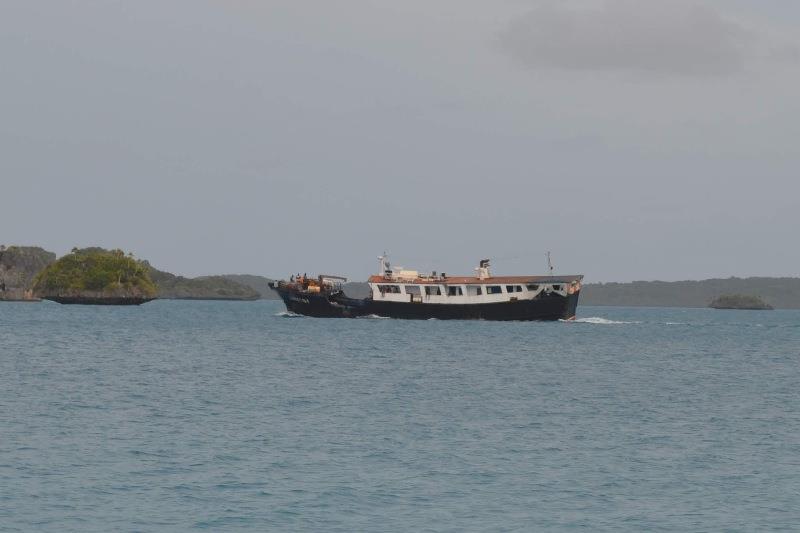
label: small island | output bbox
[709,294,774,310]
[33,248,157,305]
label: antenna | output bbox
[546,251,554,275]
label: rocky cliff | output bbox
[0,246,56,300]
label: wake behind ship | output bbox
[269,257,583,321]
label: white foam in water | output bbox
[567,317,642,325]
[357,314,391,319]
[275,311,304,318]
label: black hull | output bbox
[275,287,579,321]
[276,289,370,318]
[367,292,579,321]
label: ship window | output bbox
[466,285,482,296]
[405,285,421,296]
[515,285,523,292]
[506,285,515,293]
[424,286,442,296]
[487,286,502,295]
[380,284,401,294]
[447,286,463,296]
[552,285,561,291]
[526,284,539,291]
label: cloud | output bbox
[498,0,758,76]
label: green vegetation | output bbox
[3,245,261,301]
[709,294,773,310]
[148,267,260,300]
[33,248,157,299]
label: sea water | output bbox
[1,301,798,531]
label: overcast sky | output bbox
[2,0,799,281]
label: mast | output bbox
[378,252,391,278]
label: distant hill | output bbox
[581,277,800,309]
[221,274,279,300]
[147,266,260,300]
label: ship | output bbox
[269,256,583,321]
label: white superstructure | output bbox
[367,257,580,305]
